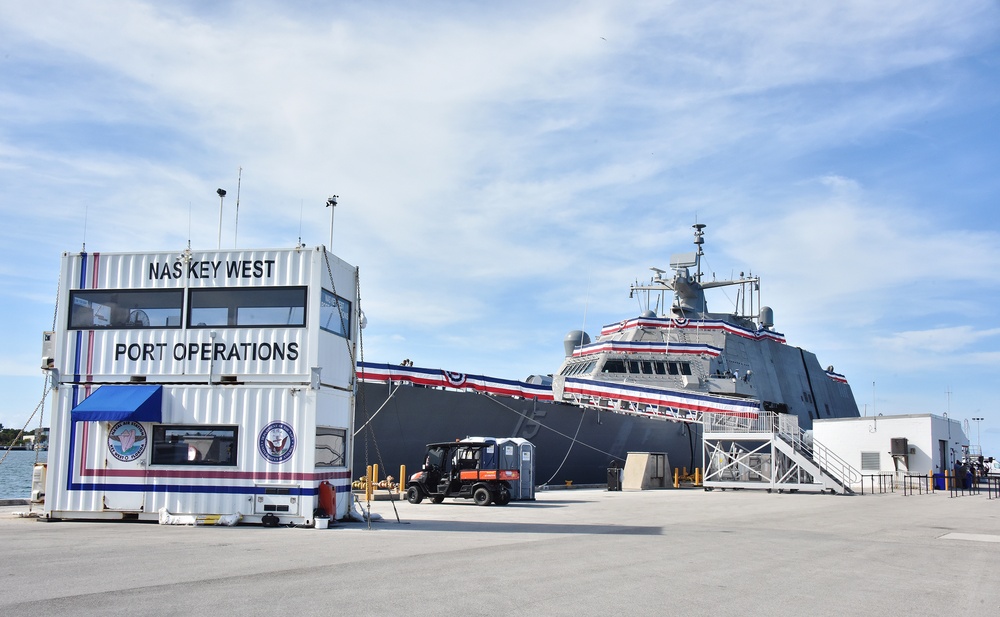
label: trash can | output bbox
[607,465,622,491]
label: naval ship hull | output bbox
[353,381,699,486]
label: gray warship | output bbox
[354,223,860,485]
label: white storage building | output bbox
[813,413,969,480]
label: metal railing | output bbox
[773,421,861,490]
[703,410,776,433]
[859,474,894,495]
[948,474,1000,499]
[902,474,933,496]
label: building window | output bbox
[315,427,347,468]
[319,289,352,338]
[189,286,306,328]
[151,425,238,466]
[68,289,183,329]
[860,451,880,471]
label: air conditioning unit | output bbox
[890,438,908,456]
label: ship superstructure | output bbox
[552,223,858,429]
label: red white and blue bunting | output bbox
[357,362,555,401]
[358,362,761,422]
[599,316,786,344]
[563,377,760,419]
[572,340,722,358]
[825,369,848,384]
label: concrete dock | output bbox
[1,488,998,616]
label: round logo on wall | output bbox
[108,421,147,462]
[258,421,295,463]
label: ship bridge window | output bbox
[68,289,183,329]
[653,362,666,375]
[601,359,627,374]
[320,289,352,339]
[665,362,692,376]
[563,360,597,376]
[189,286,306,328]
[151,425,238,466]
[314,426,347,468]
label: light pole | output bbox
[972,416,984,453]
[326,195,338,248]
[216,188,227,249]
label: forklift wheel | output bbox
[473,486,493,506]
[406,486,423,504]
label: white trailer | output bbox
[42,246,360,524]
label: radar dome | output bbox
[759,306,774,329]
[563,330,591,357]
[641,309,656,318]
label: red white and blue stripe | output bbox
[357,362,555,401]
[825,369,849,384]
[572,340,722,358]
[563,377,760,419]
[600,316,786,344]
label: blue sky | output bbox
[2,1,1000,456]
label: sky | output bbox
[2,1,1000,456]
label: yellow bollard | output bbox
[673,467,679,488]
[365,465,373,501]
[944,469,950,491]
[929,470,933,493]
[373,463,379,489]
[399,465,406,495]
[695,467,701,486]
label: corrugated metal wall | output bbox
[46,246,359,522]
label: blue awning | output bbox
[71,385,163,423]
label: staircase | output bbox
[703,412,860,494]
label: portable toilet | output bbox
[468,436,534,500]
[498,437,535,500]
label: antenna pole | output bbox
[216,188,227,250]
[326,195,339,248]
[82,204,89,253]
[234,167,242,247]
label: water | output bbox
[0,449,47,500]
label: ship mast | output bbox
[693,223,705,283]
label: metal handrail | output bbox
[860,473,894,495]
[902,473,932,496]
[773,418,861,488]
[704,410,862,491]
[704,410,776,433]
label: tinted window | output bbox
[151,425,238,466]
[69,289,183,329]
[189,287,306,328]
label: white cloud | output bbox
[2,1,1000,428]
